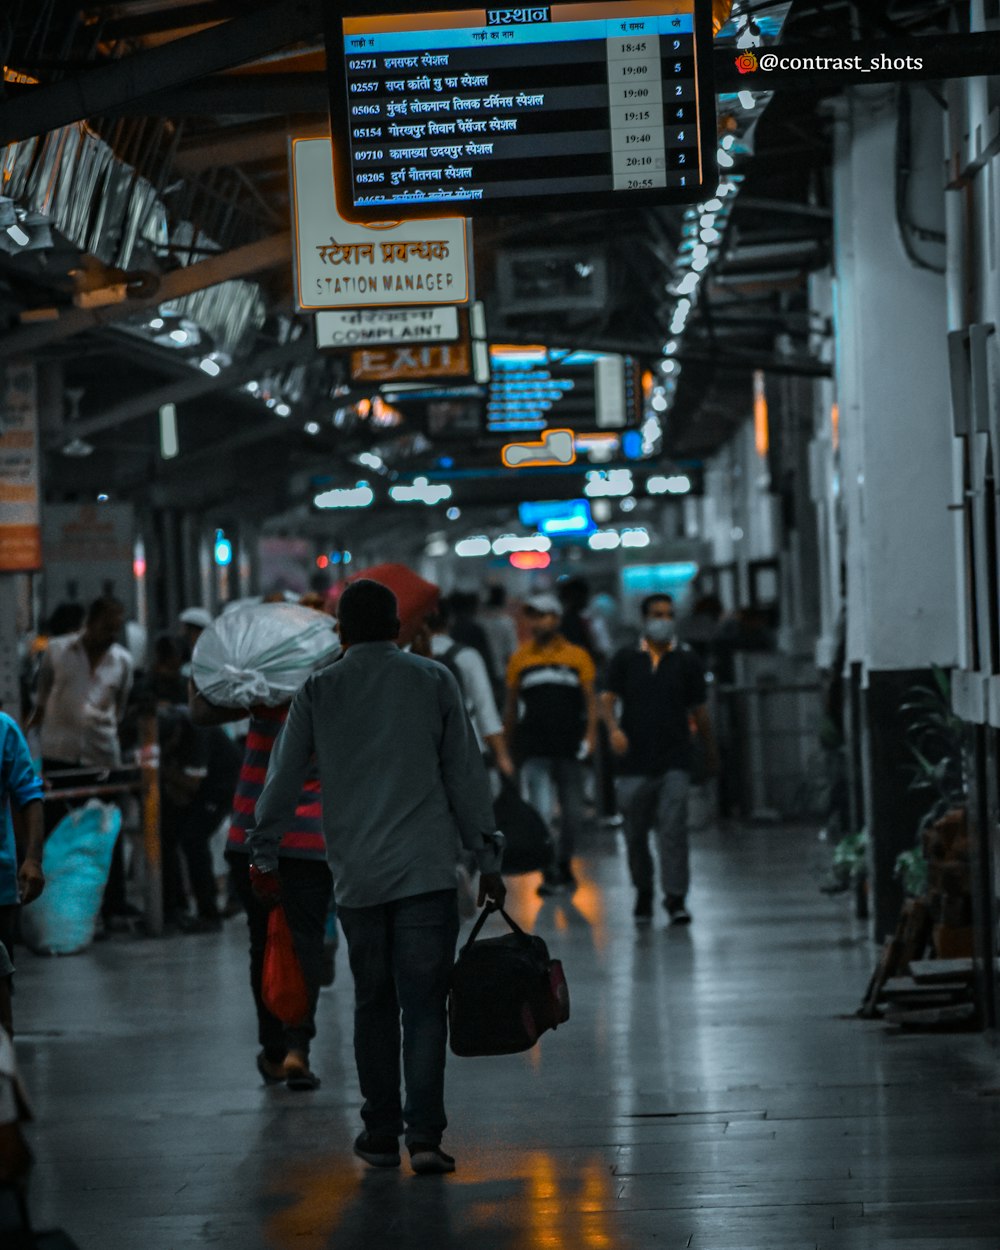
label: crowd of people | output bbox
[1,570,729,1184]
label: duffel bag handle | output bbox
[462,902,530,952]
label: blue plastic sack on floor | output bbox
[20,801,122,956]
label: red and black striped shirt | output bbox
[226,706,325,860]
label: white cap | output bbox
[525,592,562,615]
[179,607,213,629]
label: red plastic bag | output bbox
[262,906,309,1024]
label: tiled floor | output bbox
[12,819,1000,1249]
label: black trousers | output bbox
[227,852,333,1059]
[0,905,15,966]
[161,800,224,920]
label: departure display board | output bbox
[487,346,640,433]
[326,0,716,220]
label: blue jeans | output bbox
[338,889,459,1147]
[520,756,585,867]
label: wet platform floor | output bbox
[12,819,1000,1250]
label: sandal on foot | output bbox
[256,1052,286,1085]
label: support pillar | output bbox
[833,87,959,939]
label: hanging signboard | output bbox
[41,503,135,617]
[324,0,717,221]
[291,136,471,309]
[317,305,461,348]
[350,342,473,383]
[0,362,42,572]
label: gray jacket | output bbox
[247,641,503,907]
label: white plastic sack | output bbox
[20,800,122,956]
[191,602,340,709]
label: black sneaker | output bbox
[665,895,692,924]
[556,863,577,891]
[408,1142,456,1175]
[353,1131,401,1168]
[633,890,653,924]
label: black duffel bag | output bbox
[492,777,553,874]
[449,905,569,1057]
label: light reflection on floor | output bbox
[264,1148,618,1250]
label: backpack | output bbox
[448,906,570,1056]
[437,642,475,720]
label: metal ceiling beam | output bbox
[99,0,258,41]
[737,198,833,220]
[51,333,315,447]
[93,72,329,117]
[0,230,291,359]
[174,120,325,173]
[0,0,322,144]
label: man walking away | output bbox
[600,593,718,925]
[504,592,597,896]
[248,580,505,1176]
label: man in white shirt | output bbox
[427,599,514,779]
[32,596,133,770]
[30,596,134,921]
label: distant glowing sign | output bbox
[351,342,472,382]
[501,428,576,469]
[518,498,594,537]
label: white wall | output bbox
[833,88,959,673]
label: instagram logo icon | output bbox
[735,50,758,73]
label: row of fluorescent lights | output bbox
[316,471,691,511]
[648,14,763,425]
[451,526,652,558]
[315,475,456,510]
[585,469,693,498]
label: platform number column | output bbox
[607,20,665,191]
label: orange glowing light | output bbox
[316,554,329,569]
[641,368,655,398]
[713,0,735,34]
[753,369,769,457]
[831,400,840,451]
[510,551,551,570]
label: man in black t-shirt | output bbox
[600,594,718,925]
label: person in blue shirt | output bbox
[0,713,45,1034]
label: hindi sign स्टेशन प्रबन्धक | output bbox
[290,136,471,309]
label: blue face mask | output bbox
[644,617,676,645]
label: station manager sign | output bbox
[290,137,470,310]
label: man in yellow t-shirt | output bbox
[504,593,597,895]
